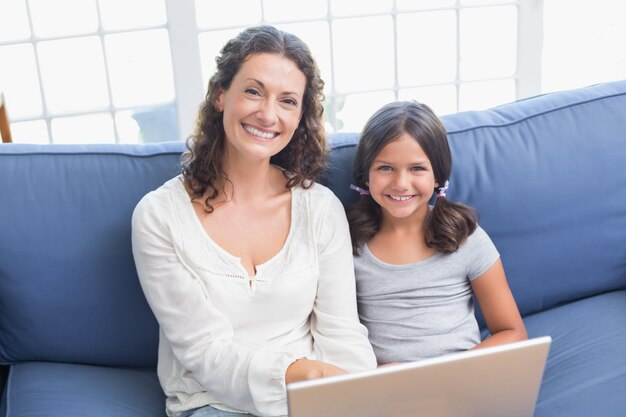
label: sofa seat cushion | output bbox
[522,290,626,417]
[2,362,166,417]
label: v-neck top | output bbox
[132,176,376,417]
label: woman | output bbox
[131,26,376,417]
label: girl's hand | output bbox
[285,358,347,384]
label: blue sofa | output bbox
[1,80,625,417]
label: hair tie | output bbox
[350,184,370,196]
[437,180,449,198]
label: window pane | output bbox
[125,105,179,143]
[542,0,626,93]
[264,0,327,21]
[51,113,115,144]
[198,28,244,88]
[195,0,261,29]
[336,90,395,132]
[459,79,516,111]
[399,84,457,116]
[330,0,393,16]
[0,44,43,118]
[396,0,455,10]
[277,21,333,93]
[0,0,30,42]
[397,11,457,86]
[11,120,49,144]
[460,6,517,80]
[332,16,395,93]
[29,0,98,38]
[99,0,167,31]
[105,29,175,107]
[461,0,511,5]
[38,37,109,113]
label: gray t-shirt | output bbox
[354,225,499,364]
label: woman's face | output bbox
[367,133,438,224]
[215,52,306,164]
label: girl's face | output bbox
[215,52,306,164]
[367,132,438,224]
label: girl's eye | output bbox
[377,165,392,171]
[411,166,426,172]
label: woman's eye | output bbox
[411,166,425,171]
[281,98,298,107]
[245,88,260,96]
[377,166,392,171]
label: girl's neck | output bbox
[379,206,430,236]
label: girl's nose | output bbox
[391,171,409,190]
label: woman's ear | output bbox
[215,90,224,112]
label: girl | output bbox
[347,101,527,365]
[132,26,375,417]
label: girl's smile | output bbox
[368,132,438,223]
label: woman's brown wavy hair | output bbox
[181,25,327,212]
[347,101,477,255]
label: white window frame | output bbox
[167,0,544,138]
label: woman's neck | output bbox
[221,156,287,203]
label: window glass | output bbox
[195,0,261,29]
[460,6,517,80]
[277,21,333,93]
[38,37,109,113]
[396,0,455,9]
[336,90,395,132]
[198,28,244,88]
[461,0,512,5]
[29,0,98,38]
[332,16,395,93]
[330,0,393,16]
[123,104,179,143]
[399,84,457,116]
[51,113,115,144]
[105,29,175,107]
[459,78,515,111]
[0,44,42,118]
[0,0,30,42]
[397,11,457,86]
[99,0,167,31]
[542,0,626,92]
[11,120,49,144]
[264,0,327,21]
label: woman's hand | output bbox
[285,358,347,384]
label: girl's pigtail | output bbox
[424,184,477,253]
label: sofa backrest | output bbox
[1,80,625,368]
[0,143,184,368]
[323,80,626,322]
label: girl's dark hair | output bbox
[347,101,477,255]
[181,25,327,212]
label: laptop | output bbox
[287,336,551,417]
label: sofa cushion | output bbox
[0,142,184,367]
[1,362,166,417]
[522,290,626,417]
[442,81,626,318]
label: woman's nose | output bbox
[257,100,278,125]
